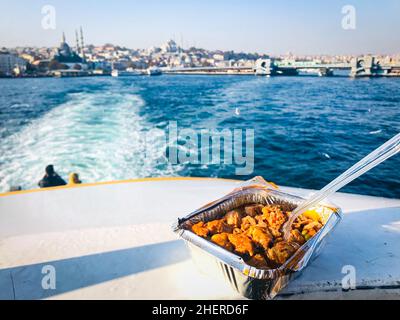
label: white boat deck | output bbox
[0,178,399,300]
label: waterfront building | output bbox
[161,39,179,53]
[19,53,36,63]
[31,59,51,72]
[215,60,231,68]
[0,51,27,76]
[129,57,148,69]
[213,53,226,61]
[147,46,161,55]
[52,33,83,65]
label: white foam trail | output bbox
[321,152,331,159]
[369,129,382,135]
[0,91,182,192]
[10,103,30,109]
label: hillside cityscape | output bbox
[1,29,400,78]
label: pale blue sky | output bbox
[0,0,399,54]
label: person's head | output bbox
[45,164,55,175]
[69,172,82,184]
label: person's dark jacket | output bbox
[38,173,67,188]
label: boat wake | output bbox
[0,91,181,192]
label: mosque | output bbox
[53,28,86,67]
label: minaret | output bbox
[62,32,66,43]
[75,30,80,54]
[80,26,85,61]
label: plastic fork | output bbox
[282,132,400,240]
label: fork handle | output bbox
[283,133,400,239]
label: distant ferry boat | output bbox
[111,69,143,77]
[146,67,162,76]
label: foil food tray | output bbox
[172,177,342,299]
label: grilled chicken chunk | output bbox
[246,225,273,250]
[267,241,299,265]
[228,233,255,257]
[241,215,257,231]
[246,254,270,269]
[262,205,288,231]
[192,219,232,238]
[211,233,234,251]
[224,210,242,228]
[288,229,306,245]
[244,204,264,217]
[191,221,209,238]
[205,219,232,235]
[302,221,323,239]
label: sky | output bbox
[0,0,399,55]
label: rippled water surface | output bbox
[0,75,399,198]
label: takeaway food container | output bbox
[172,177,342,299]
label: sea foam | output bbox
[0,91,181,192]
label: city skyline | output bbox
[1,0,400,55]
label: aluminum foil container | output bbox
[172,177,342,299]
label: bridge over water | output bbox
[255,56,400,77]
[164,56,400,78]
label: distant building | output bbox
[213,53,226,61]
[31,59,51,72]
[19,53,36,63]
[147,46,161,55]
[53,32,83,64]
[161,40,179,53]
[0,51,27,76]
[215,60,230,68]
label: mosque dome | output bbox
[54,32,83,64]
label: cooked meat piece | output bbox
[255,215,263,223]
[246,225,273,250]
[302,221,323,238]
[191,221,209,238]
[267,241,299,265]
[254,215,269,228]
[205,219,232,235]
[288,229,305,245]
[246,254,270,269]
[244,204,264,217]
[191,203,325,269]
[268,227,282,238]
[292,214,314,230]
[211,233,234,251]
[228,233,255,257]
[257,221,268,229]
[262,205,288,231]
[241,215,257,231]
[224,210,242,228]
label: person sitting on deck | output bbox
[38,165,67,188]
[68,172,82,185]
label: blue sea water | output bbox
[0,75,399,198]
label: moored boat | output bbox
[111,69,143,77]
[146,67,162,76]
